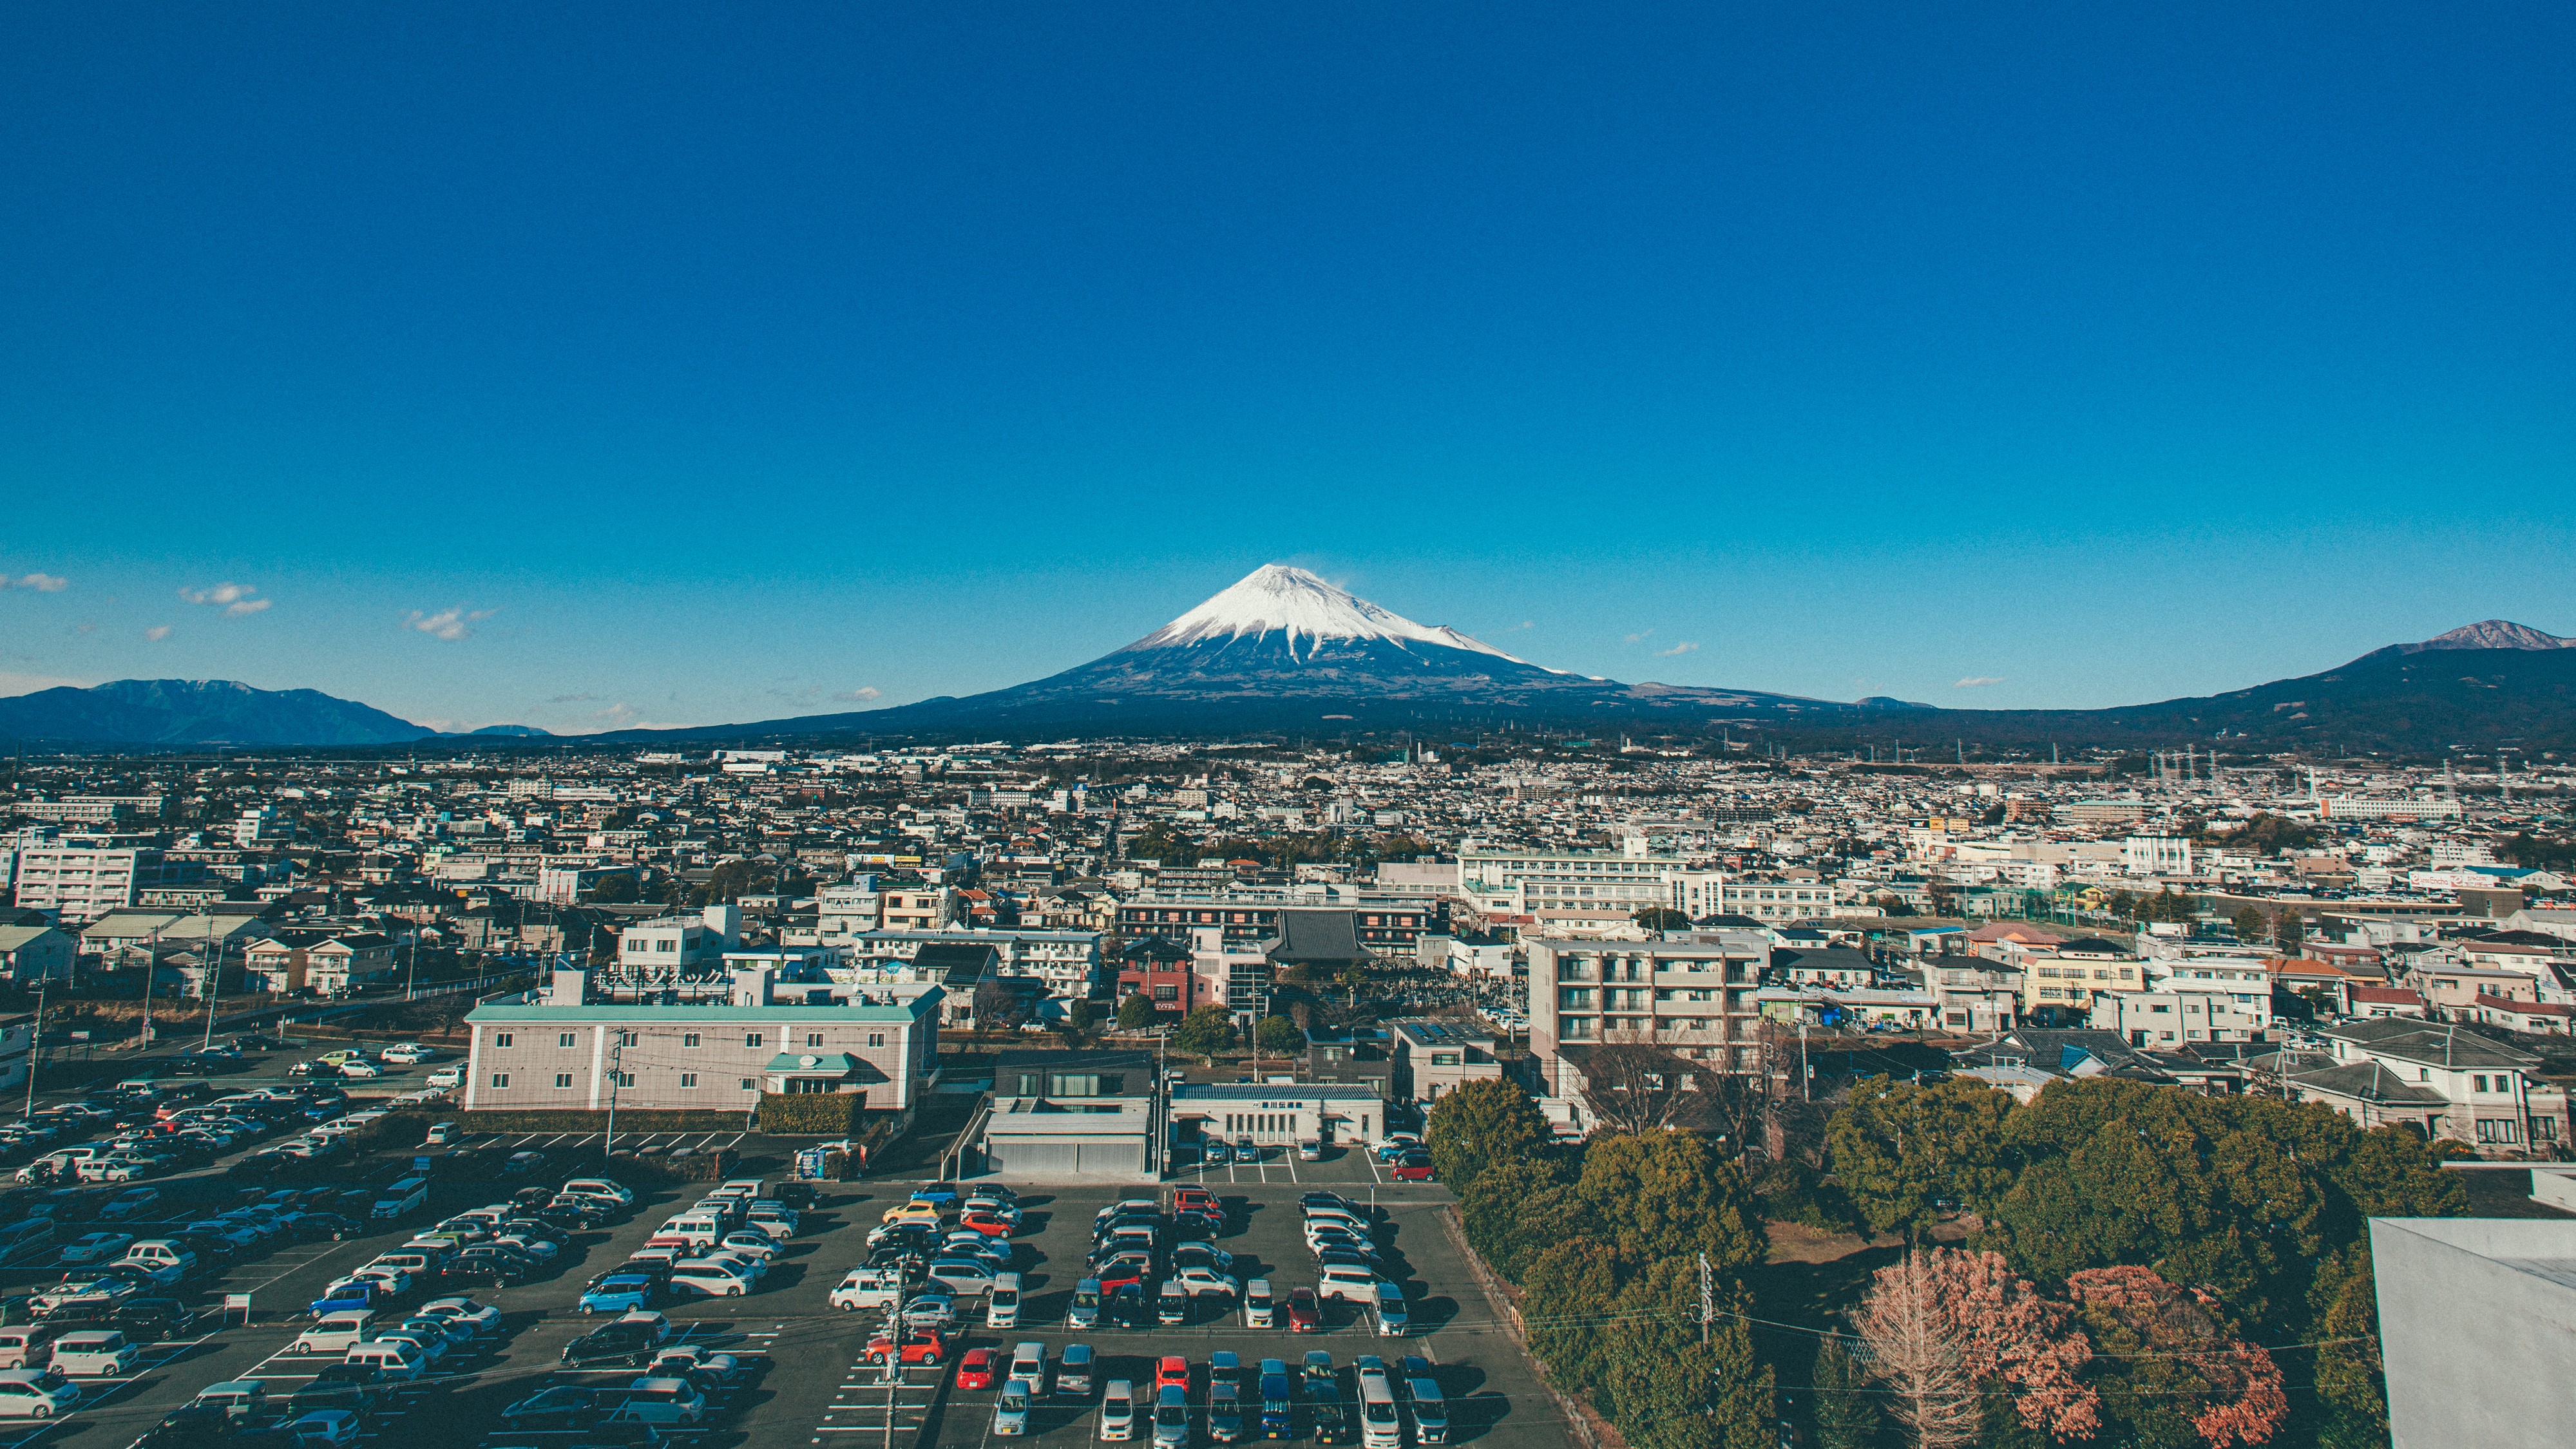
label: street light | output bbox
[603,1037,625,1160]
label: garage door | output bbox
[986,1137,1145,1177]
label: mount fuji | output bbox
[630,564,1871,738]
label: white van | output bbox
[343,1340,426,1381]
[0,1328,58,1370]
[370,1177,429,1220]
[663,1215,724,1249]
[666,1261,752,1299]
[1357,1369,1401,1448]
[1099,1379,1136,1442]
[830,1267,904,1312]
[294,1312,377,1355]
[1317,1265,1386,1303]
[562,1178,634,1207]
[50,1332,138,1378]
[120,1240,197,1286]
[986,1273,1023,1329]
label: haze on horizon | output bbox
[2,5,2570,734]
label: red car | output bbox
[1095,1255,1153,1294]
[1170,1186,1217,1215]
[1155,1356,1192,1394]
[955,1347,997,1390]
[1286,1287,1321,1333]
[959,1212,1016,1238]
[1391,1153,1435,1182]
[864,1330,948,1365]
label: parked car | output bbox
[955,1347,998,1391]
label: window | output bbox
[680,1073,698,1088]
[745,1033,764,1048]
[613,1071,634,1088]
[868,1032,885,1047]
[683,1034,700,1048]
[558,1033,577,1047]
[490,1072,510,1087]
[2475,1118,2521,1144]
[739,1079,756,1091]
[2474,1074,2490,1094]
[618,1031,639,1047]
[493,1033,513,1048]
[553,1073,573,1088]
[806,1032,825,1048]
[1154,985,1178,1003]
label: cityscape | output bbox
[4,8,2570,1449]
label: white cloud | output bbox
[1623,629,1654,644]
[180,582,269,616]
[1,573,69,592]
[1508,621,1534,632]
[593,701,641,726]
[401,606,496,641]
[834,687,883,703]
[1954,676,2005,688]
[1657,641,1699,658]
[144,625,171,641]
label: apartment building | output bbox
[242,931,399,996]
[849,928,1101,996]
[1387,1018,1505,1103]
[881,885,955,931]
[1116,890,1443,950]
[2090,987,2269,1046]
[12,844,203,924]
[1526,933,1771,1095]
[463,965,940,1112]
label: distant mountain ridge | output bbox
[0,679,547,746]
[2352,619,2576,661]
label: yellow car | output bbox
[881,1202,946,1226]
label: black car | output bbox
[291,1364,399,1417]
[114,1297,196,1338]
[562,1321,661,1367]
[292,1213,365,1242]
[232,1035,283,1052]
[449,1252,532,1287]
[135,1406,237,1449]
[775,1181,818,1210]
[500,1385,604,1428]
[1308,1383,1352,1444]
[1105,1283,1152,1330]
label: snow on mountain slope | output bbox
[1122,564,1535,665]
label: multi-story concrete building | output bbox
[2371,1217,2576,1449]
[850,928,1101,996]
[11,844,202,924]
[1386,1018,1505,1103]
[1460,848,1677,915]
[463,965,940,1112]
[1116,891,1444,951]
[1666,871,1839,922]
[1526,933,1770,1095]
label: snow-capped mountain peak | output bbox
[2410,620,2575,652]
[1124,564,1529,663]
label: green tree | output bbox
[1808,1338,1882,1449]
[1426,1077,1553,1193]
[1632,907,1693,931]
[2231,905,2267,942]
[1337,959,1368,1003]
[1170,1004,1234,1064]
[1115,993,1158,1030]
[1574,1129,1764,1277]
[1066,999,1097,1034]
[1827,1076,2017,1240]
[1458,1153,1580,1282]
[1252,1015,1304,1054]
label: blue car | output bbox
[309,1281,378,1316]
[908,1184,962,1209]
[578,1273,660,1314]
[1201,1141,1233,1166]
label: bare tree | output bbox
[1852,1253,1981,1449]
[1574,1038,1719,1136]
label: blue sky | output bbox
[3,4,2570,732]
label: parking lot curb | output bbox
[1436,1202,1618,1449]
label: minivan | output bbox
[0,1327,58,1370]
[663,1215,723,1249]
[193,1379,271,1419]
[1007,1341,1047,1391]
[1317,1265,1385,1303]
[293,1312,377,1356]
[666,1262,752,1299]
[985,1273,1022,1329]
[119,1241,197,1286]
[50,1332,137,1378]
[370,1177,429,1221]
[1406,1371,1448,1444]
[342,1341,426,1381]
[1099,1379,1136,1441]
[1066,1278,1102,1330]
[1371,1283,1409,1338]
[1243,1279,1275,1329]
[1357,1370,1400,1449]
[1055,1343,1095,1398]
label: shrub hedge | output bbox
[754,1094,868,1136]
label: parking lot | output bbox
[0,1032,1560,1449]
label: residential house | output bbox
[1386,1018,1505,1103]
[2272,1019,2570,1153]
[0,926,73,984]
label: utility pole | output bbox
[1697,1252,1715,1345]
[23,979,46,1120]
[603,1039,625,1160]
